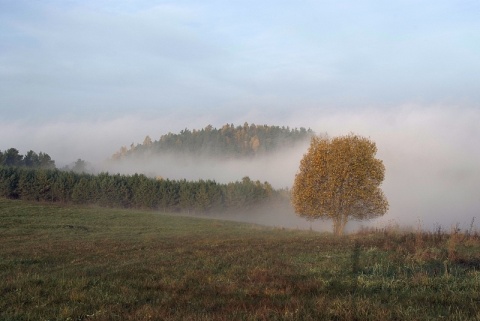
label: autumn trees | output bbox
[112,123,313,160]
[292,134,388,235]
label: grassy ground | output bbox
[1,198,480,320]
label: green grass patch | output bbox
[1,198,479,320]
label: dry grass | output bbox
[1,198,480,320]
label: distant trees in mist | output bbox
[0,148,55,169]
[1,122,307,214]
[112,123,314,160]
[0,166,283,214]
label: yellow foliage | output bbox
[250,135,260,152]
[291,133,389,235]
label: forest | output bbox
[112,123,313,160]
[1,124,307,215]
[0,164,285,215]
[0,148,55,169]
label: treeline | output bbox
[112,123,313,160]
[0,148,55,169]
[0,166,280,214]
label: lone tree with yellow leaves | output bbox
[292,133,388,235]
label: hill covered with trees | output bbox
[112,123,313,160]
[1,124,303,216]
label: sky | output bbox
[1,0,479,229]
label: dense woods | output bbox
[0,166,282,214]
[1,123,305,215]
[0,148,55,169]
[112,123,313,160]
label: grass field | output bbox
[1,198,480,320]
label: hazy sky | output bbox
[1,0,479,229]
[2,0,480,121]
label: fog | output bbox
[106,142,310,189]
[305,105,480,231]
[1,105,479,232]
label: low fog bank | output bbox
[0,114,217,167]
[105,142,310,189]
[301,105,480,231]
[1,105,479,232]
[117,105,480,232]
[181,200,333,233]
[175,200,377,233]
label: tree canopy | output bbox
[112,123,313,160]
[0,145,287,216]
[291,134,388,235]
[0,166,281,215]
[0,148,55,169]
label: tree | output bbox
[195,180,211,213]
[71,177,92,204]
[3,148,23,167]
[38,152,55,169]
[291,133,388,235]
[179,180,196,214]
[143,135,153,146]
[24,150,40,167]
[72,159,87,173]
[0,167,20,198]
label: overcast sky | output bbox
[2,0,480,121]
[1,0,479,229]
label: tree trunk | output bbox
[333,215,348,236]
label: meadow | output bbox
[1,198,479,320]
